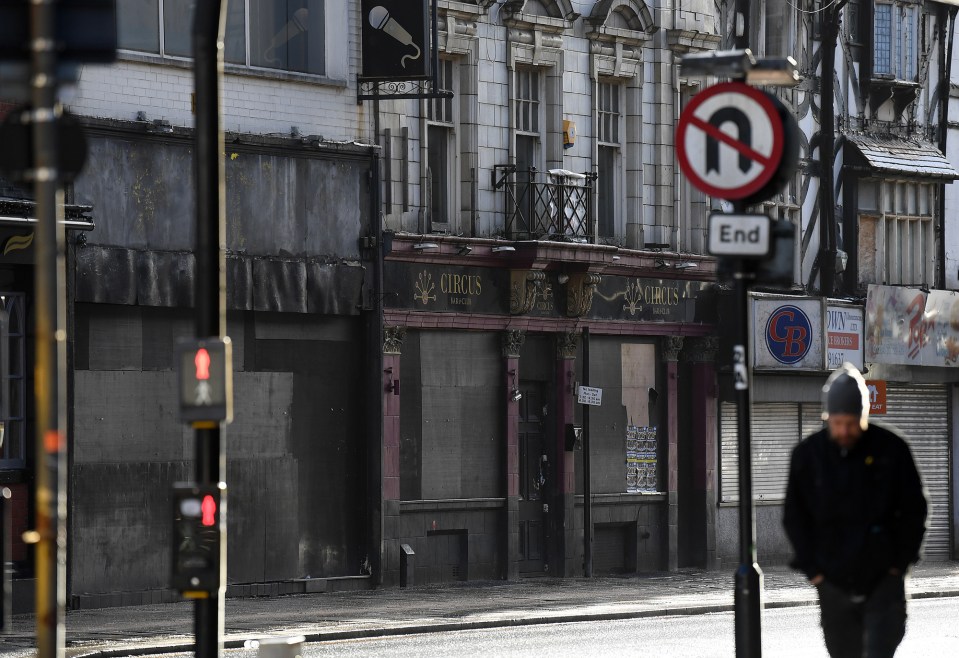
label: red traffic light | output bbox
[201,494,216,527]
[195,348,211,381]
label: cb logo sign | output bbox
[765,304,811,364]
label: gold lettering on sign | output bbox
[622,280,683,317]
[440,273,483,296]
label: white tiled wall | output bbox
[68,1,367,141]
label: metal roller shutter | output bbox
[881,385,951,560]
[721,402,804,503]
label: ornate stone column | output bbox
[502,329,525,580]
[382,326,405,585]
[662,335,684,572]
[554,331,579,577]
[683,336,720,570]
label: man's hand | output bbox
[810,574,825,586]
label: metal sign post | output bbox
[191,2,230,656]
[677,50,801,658]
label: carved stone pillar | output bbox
[683,336,720,570]
[662,335,683,572]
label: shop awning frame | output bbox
[845,134,959,180]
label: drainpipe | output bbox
[938,7,957,289]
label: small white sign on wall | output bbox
[577,386,603,406]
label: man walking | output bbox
[783,363,927,657]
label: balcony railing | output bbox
[494,166,596,241]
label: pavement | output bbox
[4,562,959,657]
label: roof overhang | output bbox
[845,135,959,180]
[0,197,95,230]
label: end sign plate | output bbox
[708,213,771,258]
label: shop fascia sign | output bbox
[750,294,864,372]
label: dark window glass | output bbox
[162,0,246,62]
[250,0,325,74]
[117,0,160,53]
[427,125,450,226]
[597,145,616,239]
[225,0,247,64]
[163,0,193,57]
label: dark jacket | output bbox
[783,421,928,595]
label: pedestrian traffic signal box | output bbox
[171,483,225,595]
[176,337,233,425]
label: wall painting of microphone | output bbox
[369,6,422,69]
[360,0,430,80]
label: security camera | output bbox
[511,389,523,402]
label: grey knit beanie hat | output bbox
[821,363,870,425]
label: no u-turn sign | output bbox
[676,82,787,201]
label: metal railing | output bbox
[494,165,596,241]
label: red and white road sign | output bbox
[676,82,785,200]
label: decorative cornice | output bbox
[502,329,527,358]
[661,336,684,362]
[683,336,719,363]
[557,331,579,359]
[383,326,407,355]
[665,29,721,54]
[566,273,602,318]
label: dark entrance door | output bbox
[518,380,549,575]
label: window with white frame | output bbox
[514,68,542,177]
[426,59,456,230]
[117,0,327,76]
[873,2,918,80]
[858,179,935,286]
[597,81,622,241]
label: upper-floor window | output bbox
[515,68,541,136]
[858,179,935,286]
[118,0,327,76]
[597,81,622,241]
[426,59,456,230]
[874,2,918,80]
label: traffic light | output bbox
[171,483,225,595]
[177,337,233,424]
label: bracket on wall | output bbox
[509,270,546,315]
[566,273,601,318]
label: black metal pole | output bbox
[732,259,762,658]
[582,327,592,577]
[193,1,228,656]
[29,0,67,652]
[729,1,762,652]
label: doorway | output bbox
[518,379,549,575]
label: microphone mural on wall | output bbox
[361,0,430,80]
[368,6,421,69]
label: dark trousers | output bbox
[817,574,907,658]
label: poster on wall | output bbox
[919,290,959,366]
[751,295,824,370]
[865,284,927,366]
[626,426,657,493]
[863,284,959,367]
[825,302,864,369]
